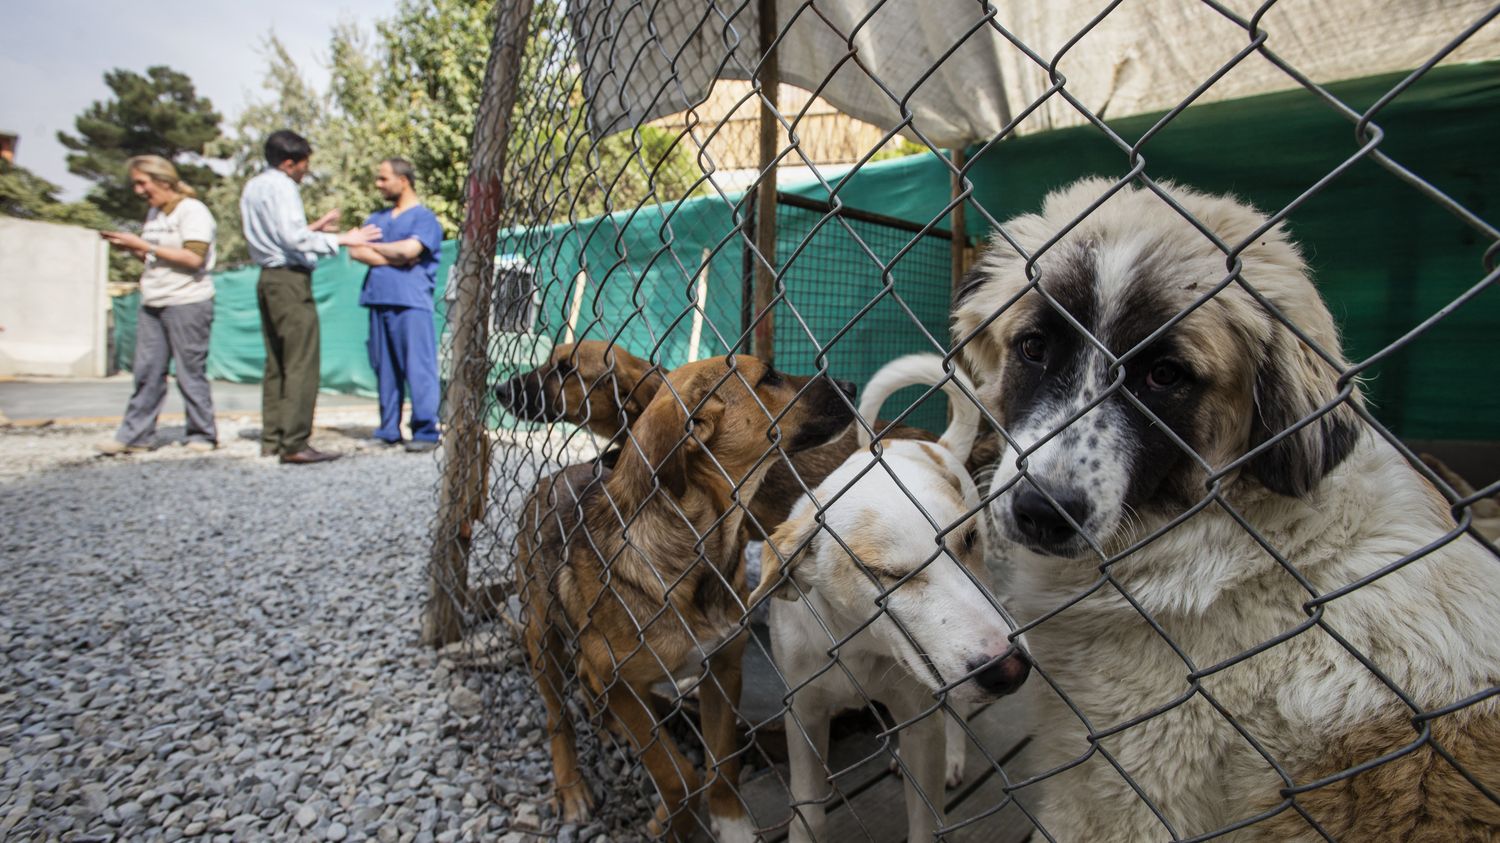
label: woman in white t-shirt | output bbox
[97,155,219,454]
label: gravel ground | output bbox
[0,415,649,843]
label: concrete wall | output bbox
[0,217,110,377]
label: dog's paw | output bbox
[710,811,757,843]
[646,802,676,840]
[945,716,967,788]
[554,780,594,825]
[945,754,965,789]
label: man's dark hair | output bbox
[265,130,313,167]
[383,157,417,188]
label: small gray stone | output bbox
[295,804,318,829]
[446,687,481,719]
[325,821,348,841]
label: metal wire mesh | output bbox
[428,1,1500,840]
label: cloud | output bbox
[0,0,400,201]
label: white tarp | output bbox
[571,0,1500,147]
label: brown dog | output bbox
[495,342,998,535]
[496,341,666,440]
[515,356,855,841]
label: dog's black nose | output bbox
[834,379,857,401]
[495,380,515,405]
[1011,484,1090,548]
[967,648,1030,696]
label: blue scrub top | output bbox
[360,205,444,310]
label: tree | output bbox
[506,0,706,225]
[205,36,341,265]
[58,66,223,224]
[365,0,497,230]
[207,0,705,265]
[0,161,112,228]
[209,2,498,261]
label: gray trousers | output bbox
[115,299,217,446]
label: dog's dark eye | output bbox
[1146,361,1185,391]
[758,367,783,387]
[962,528,978,552]
[553,358,575,378]
[1017,334,1046,364]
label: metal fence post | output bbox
[423,0,536,648]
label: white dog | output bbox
[951,178,1500,840]
[749,354,1030,843]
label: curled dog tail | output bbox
[857,354,982,464]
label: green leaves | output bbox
[57,66,223,225]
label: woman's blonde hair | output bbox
[126,154,197,199]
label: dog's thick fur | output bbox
[752,354,1029,843]
[515,355,854,842]
[952,179,1500,841]
[495,342,1000,535]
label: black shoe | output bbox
[280,447,342,464]
[404,440,439,453]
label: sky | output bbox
[0,0,403,200]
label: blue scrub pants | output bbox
[367,305,440,443]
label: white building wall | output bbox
[0,217,110,377]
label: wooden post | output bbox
[951,147,969,291]
[564,272,587,345]
[423,0,535,648]
[688,248,711,361]
[752,0,780,365]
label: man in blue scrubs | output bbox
[348,158,445,452]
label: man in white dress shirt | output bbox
[240,129,380,464]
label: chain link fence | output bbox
[428,0,1500,839]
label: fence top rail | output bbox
[775,190,957,242]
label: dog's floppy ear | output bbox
[748,507,819,605]
[619,363,665,422]
[1246,331,1361,498]
[612,382,720,505]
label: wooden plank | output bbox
[807,700,1033,843]
[943,737,1042,843]
[737,707,900,840]
[738,623,789,729]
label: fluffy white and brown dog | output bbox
[749,354,1030,843]
[951,178,1500,841]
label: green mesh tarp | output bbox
[110,293,138,373]
[497,62,1498,441]
[114,62,1497,440]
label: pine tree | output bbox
[57,66,223,224]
